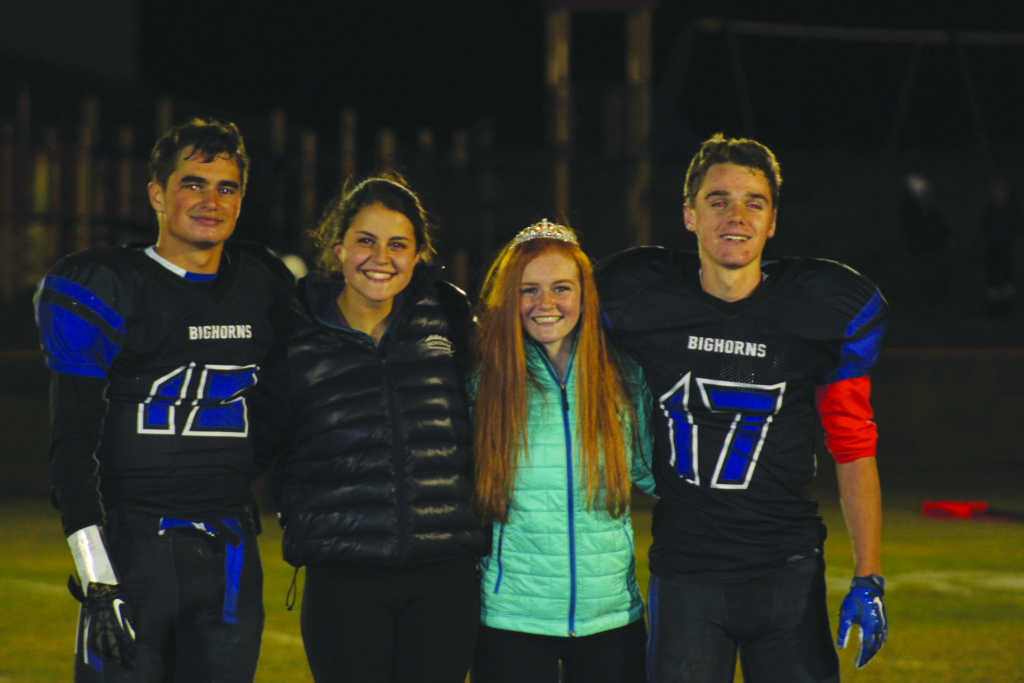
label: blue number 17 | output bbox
[660,372,785,489]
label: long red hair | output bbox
[473,234,636,524]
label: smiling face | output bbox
[333,202,420,310]
[684,162,777,274]
[519,249,582,364]
[148,148,243,265]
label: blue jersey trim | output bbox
[845,291,885,338]
[37,275,126,378]
[44,275,126,331]
[825,291,888,384]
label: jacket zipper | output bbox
[310,269,439,564]
[561,380,577,636]
[493,524,505,593]
[381,354,410,559]
[538,346,578,637]
[374,283,426,563]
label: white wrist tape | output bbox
[67,525,118,587]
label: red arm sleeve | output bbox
[814,375,877,464]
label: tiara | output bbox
[511,219,578,247]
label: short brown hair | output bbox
[684,133,782,208]
[148,118,249,193]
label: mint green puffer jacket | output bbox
[478,341,655,637]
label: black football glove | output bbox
[69,578,138,671]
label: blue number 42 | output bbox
[660,372,785,489]
[137,363,258,437]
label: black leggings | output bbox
[472,620,648,683]
[301,557,479,683]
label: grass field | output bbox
[3,491,1024,682]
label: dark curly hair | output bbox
[309,173,435,276]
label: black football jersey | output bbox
[35,242,294,534]
[597,247,888,580]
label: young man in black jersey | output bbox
[34,118,294,681]
[596,134,888,682]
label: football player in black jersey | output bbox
[596,134,888,682]
[34,118,294,681]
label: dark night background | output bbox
[4,0,1024,336]
[3,0,1024,494]
[133,1,1024,148]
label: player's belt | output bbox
[158,516,245,624]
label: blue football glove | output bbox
[836,574,888,668]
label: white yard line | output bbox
[826,570,1024,594]
[3,579,67,595]
[261,631,305,647]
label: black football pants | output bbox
[74,510,264,683]
[646,557,839,683]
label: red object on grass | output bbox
[921,501,990,519]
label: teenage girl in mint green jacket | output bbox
[471,221,655,683]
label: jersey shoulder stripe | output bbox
[34,247,144,378]
[793,259,889,384]
[831,291,888,383]
[40,273,126,332]
[35,282,125,377]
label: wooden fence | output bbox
[0,91,503,301]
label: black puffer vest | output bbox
[273,265,488,568]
